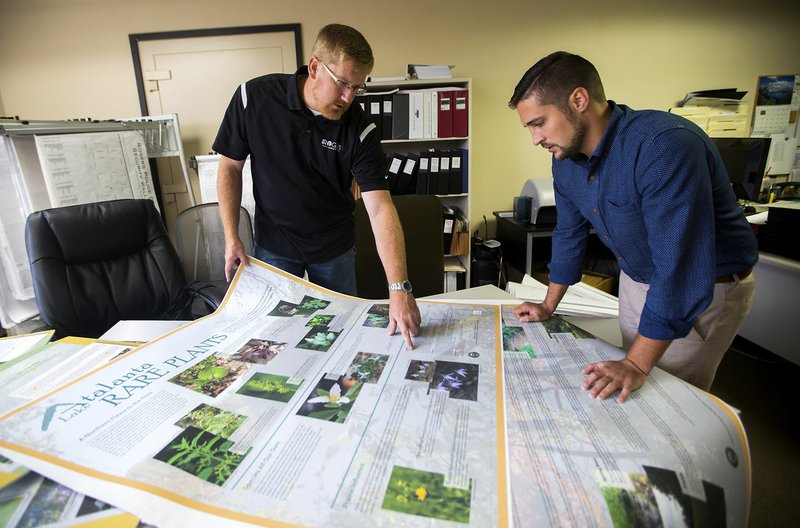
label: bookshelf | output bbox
[360,77,472,290]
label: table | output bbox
[1,268,749,527]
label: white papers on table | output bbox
[505,274,619,317]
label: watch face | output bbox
[401,280,412,292]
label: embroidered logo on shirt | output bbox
[321,139,342,152]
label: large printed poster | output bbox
[0,259,508,527]
[0,259,750,527]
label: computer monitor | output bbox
[711,137,771,202]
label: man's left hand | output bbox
[581,358,648,403]
[388,292,421,349]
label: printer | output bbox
[518,178,557,224]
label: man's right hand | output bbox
[225,237,249,282]
[512,301,555,322]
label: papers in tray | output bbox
[505,274,619,317]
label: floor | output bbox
[709,336,800,527]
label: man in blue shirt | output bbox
[214,24,420,349]
[509,52,758,402]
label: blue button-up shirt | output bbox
[549,102,758,340]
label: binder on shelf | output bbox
[381,94,394,140]
[427,151,440,195]
[437,151,451,195]
[386,153,405,194]
[449,150,463,194]
[453,89,469,137]
[368,94,384,140]
[422,90,434,139]
[429,91,439,138]
[437,90,454,138]
[391,92,410,139]
[408,91,424,139]
[397,153,419,195]
[415,151,431,195]
[459,148,469,193]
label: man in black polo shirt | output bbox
[213,23,421,348]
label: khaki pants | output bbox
[618,270,756,390]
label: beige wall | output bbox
[2,0,799,236]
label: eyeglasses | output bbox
[319,61,368,96]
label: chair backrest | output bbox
[354,195,445,299]
[175,203,254,283]
[25,199,190,338]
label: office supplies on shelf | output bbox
[368,77,471,289]
[407,64,454,79]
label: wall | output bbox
[2,0,799,237]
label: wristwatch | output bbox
[388,280,413,293]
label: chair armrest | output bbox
[186,280,229,315]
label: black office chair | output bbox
[25,199,224,339]
[174,203,253,283]
[354,195,444,299]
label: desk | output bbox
[493,211,616,279]
[737,251,800,365]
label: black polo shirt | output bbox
[212,66,387,262]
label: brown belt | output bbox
[715,267,753,284]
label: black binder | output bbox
[385,153,405,194]
[381,94,394,140]
[397,153,419,195]
[366,95,383,140]
[427,151,440,195]
[449,150,462,194]
[392,93,410,139]
[437,150,451,195]
[415,151,431,195]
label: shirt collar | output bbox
[286,65,307,112]
[587,100,623,163]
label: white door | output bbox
[133,28,301,226]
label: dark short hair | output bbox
[311,23,374,70]
[508,51,606,113]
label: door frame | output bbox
[129,24,303,116]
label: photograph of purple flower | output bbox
[428,360,479,401]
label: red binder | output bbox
[453,90,469,137]
[437,90,454,138]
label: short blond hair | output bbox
[311,23,374,70]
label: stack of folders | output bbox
[443,207,469,256]
[384,149,468,196]
[357,87,469,141]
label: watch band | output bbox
[388,280,413,293]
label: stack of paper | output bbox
[505,274,619,317]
